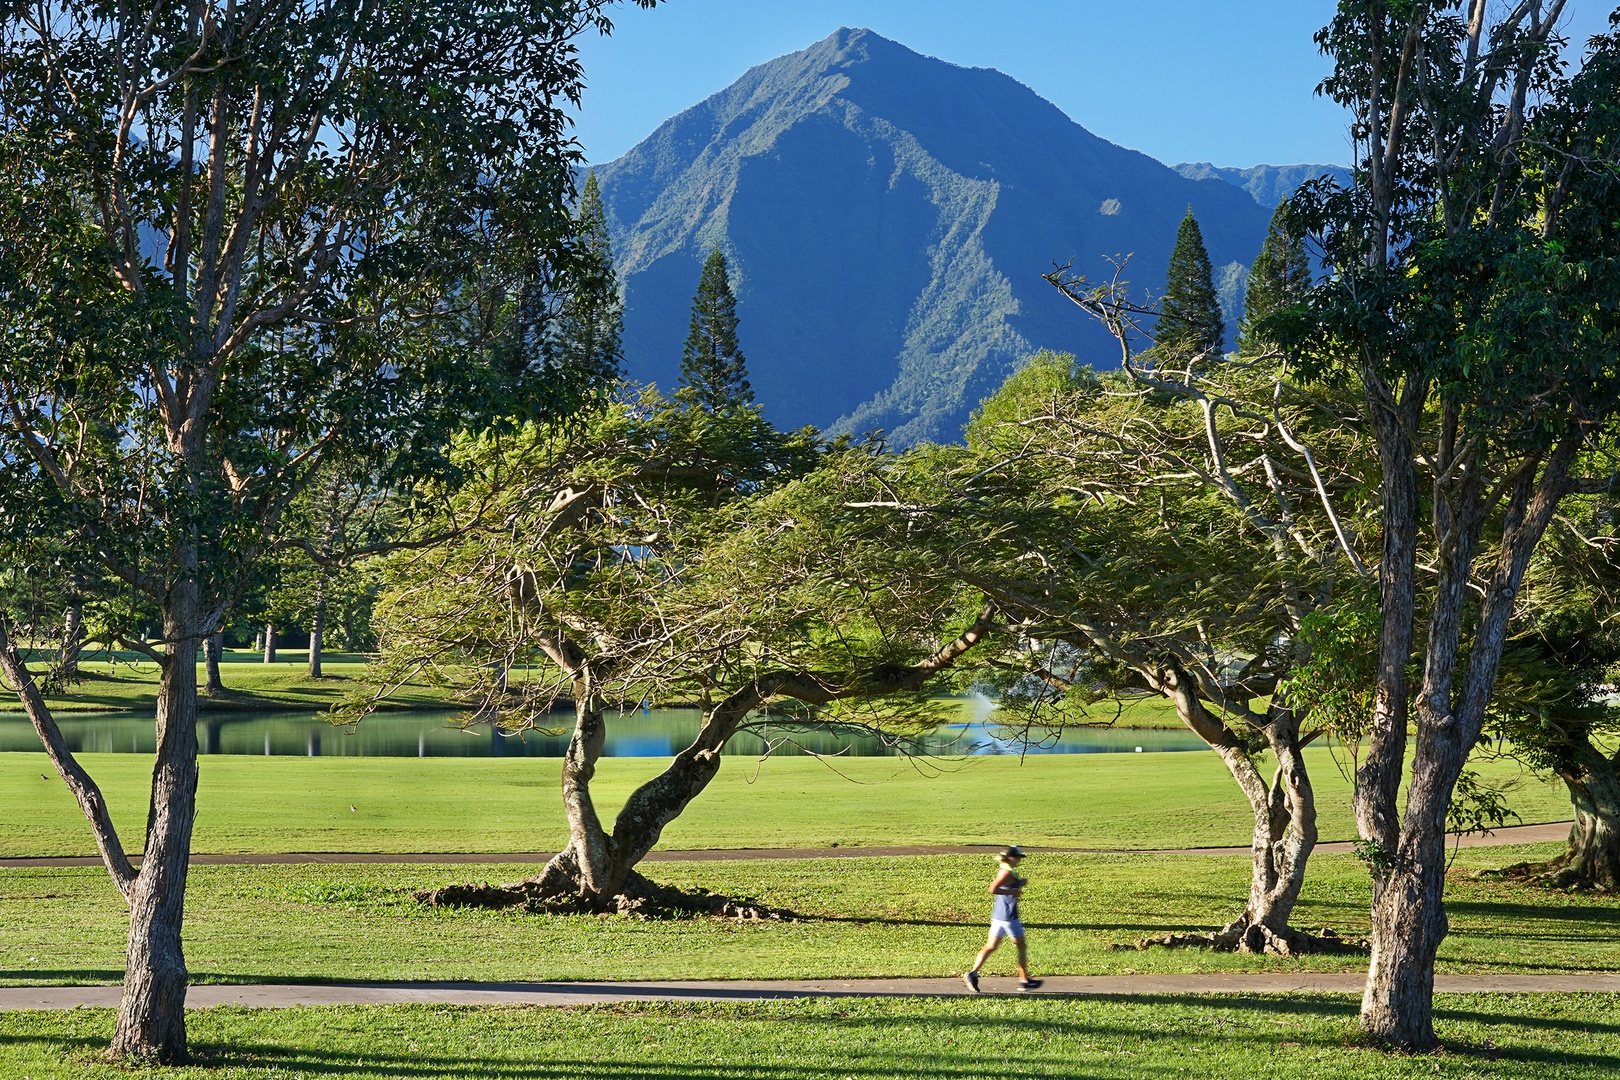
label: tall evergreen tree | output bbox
[1238,202,1312,355]
[1157,208,1225,360]
[679,248,753,411]
[549,172,624,381]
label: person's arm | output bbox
[990,868,1016,895]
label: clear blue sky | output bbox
[575,0,1614,168]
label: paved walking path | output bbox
[3,972,1618,1011]
[0,821,1573,869]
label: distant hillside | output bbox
[1172,162,1353,209]
[596,29,1276,444]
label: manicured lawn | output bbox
[2,845,1613,987]
[0,748,1574,857]
[3,995,1619,1078]
[33,653,450,713]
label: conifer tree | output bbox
[1238,202,1312,355]
[549,172,624,381]
[679,248,753,411]
[1157,208,1225,360]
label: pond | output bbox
[0,707,1208,758]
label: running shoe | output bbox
[1018,979,1043,991]
[963,970,980,993]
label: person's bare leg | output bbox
[1014,936,1030,981]
[971,934,1000,975]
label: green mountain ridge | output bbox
[596,29,1291,444]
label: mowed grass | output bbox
[4,996,1620,1079]
[0,747,1574,857]
[2,845,1613,987]
[34,652,450,713]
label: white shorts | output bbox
[989,918,1025,941]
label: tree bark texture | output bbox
[1359,439,1577,1050]
[109,594,202,1062]
[1554,744,1620,891]
[60,598,84,676]
[202,632,224,695]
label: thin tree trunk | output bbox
[202,632,224,695]
[307,576,326,678]
[108,585,202,1063]
[60,598,84,677]
[262,621,275,664]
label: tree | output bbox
[931,340,1375,956]
[548,172,624,382]
[0,0,654,1062]
[1156,209,1225,360]
[360,392,992,906]
[1238,203,1313,355]
[1292,4,1620,1050]
[678,248,753,411]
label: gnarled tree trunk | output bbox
[1550,742,1620,890]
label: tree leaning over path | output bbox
[679,249,754,412]
[0,0,655,1062]
[1295,4,1620,1051]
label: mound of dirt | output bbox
[413,873,800,921]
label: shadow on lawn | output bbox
[0,969,125,983]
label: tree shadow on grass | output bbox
[0,969,125,982]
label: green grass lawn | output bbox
[33,653,451,713]
[0,747,1574,857]
[2,845,1612,987]
[3,995,1619,1079]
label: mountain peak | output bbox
[597,36,1275,444]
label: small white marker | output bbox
[1134,746,1143,753]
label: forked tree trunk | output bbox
[1154,669,1325,954]
[202,632,224,695]
[109,599,202,1063]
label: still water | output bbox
[0,708,1207,758]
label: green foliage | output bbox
[1447,768,1523,839]
[1156,209,1225,360]
[1277,602,1381,743]
[679,248,753,413]
[1238,202,1313,355]
[547,172,625,383]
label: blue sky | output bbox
[575,0,1613,168]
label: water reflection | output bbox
[0,708,1208,758]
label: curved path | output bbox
[0,820,1573,868]
[3,971,1618,1011]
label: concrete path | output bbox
[4,972,1618,1011]
[0,821,1573,869]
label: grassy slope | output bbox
[2,845,1614,986]
[5,995,1619,1080]
[0,747,1572,857]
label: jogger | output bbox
[964,845,1041,992]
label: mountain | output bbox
[1172,162,1353,209]
[595,28,1277,444]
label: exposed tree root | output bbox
[1121,920,1368,956]
[1477,856,1616,893]
[414,871,801,921]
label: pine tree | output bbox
[1157,208,1225,361]
[1237,202,1313,355]
[549,172,623,381]
[679,248,753,411]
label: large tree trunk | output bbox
[262,621,275,664]
[109,597,202,1063]
[202,631,224,695]
[1553,743,1620,891]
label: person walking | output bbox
[964,845,1042,992]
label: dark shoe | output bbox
[963,970,980,993]
[1018,979,1043,991]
